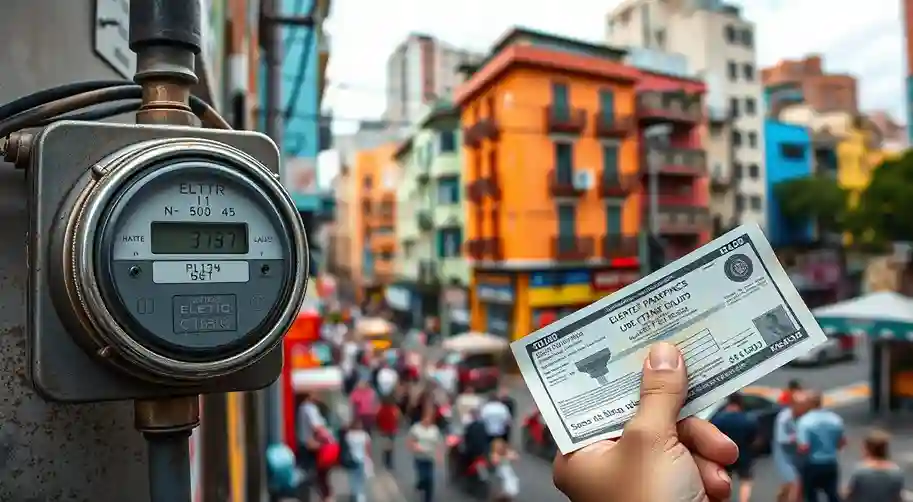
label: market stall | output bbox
[814,291,913,412]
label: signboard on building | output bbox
[94,0,135,78]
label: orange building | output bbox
[454,27,708,342]
[351,143,400,303]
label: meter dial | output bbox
[65,138,308,382]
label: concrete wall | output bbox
[764,119,813,246]
[0,1,148,499]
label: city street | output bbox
[365,343,913,501]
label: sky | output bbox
[315,0,907,183]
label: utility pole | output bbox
[0,2,147,500]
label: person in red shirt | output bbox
[376,395,401,469]
[349,379,379,432]
[778,379,802,406]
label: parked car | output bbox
[697,392,782,456]
[789,334,857,367]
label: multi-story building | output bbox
[389,100,469,331]
[352,144,400,303]
[455,27,705,341]
[384,33,485,126]
[764,120,813,246]
[761,55,858,114]
[327,167,359,301]
[868,111,909,151]
[836,116,901,204]
[606,0,767,231]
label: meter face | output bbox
[96,160,292,360]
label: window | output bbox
[655,29,665,48]
[437,176,460,204]
[551,82,570,120]
[606,204,623,235]
[599,89,616,117]
[437,227,462,258]
[724,25,735,43]
[748,163,759,178]
[727,61,738,81]
[781,143,806,160]
[741,28,753,47]
[745,97,756,115]
[742,63,754,81]
[555,142,574,183]
[602,144,619,180]
[731,130,742,146]
[750,195,762,210]
[558,204,576,237]
[735,194,745,212]
[439,130,456,152]
[729,97,740,117]
[748,131,757,147]
[733,162,743,178]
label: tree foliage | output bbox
[773,175,849,234]
[853,150,913,246]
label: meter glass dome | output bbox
[95,159,294,361]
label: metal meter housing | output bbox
[28,121,308,403]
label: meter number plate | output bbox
[153,261,250,283]
[173,294,238,334]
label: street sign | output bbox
[94,0,135,78]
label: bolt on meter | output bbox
[28,121,308,402]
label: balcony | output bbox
[466,177,501,203]
[637,90,702,125]
[370,231,396,252]
[598,172,632,198]
[417,210,434,231]
[656,207,711,235]
[602,234,639,261]
[462,119,500,148]
[709,172,733,192]
[551,236,596,261]
[644,147,707,176]
[417,260,440,286]
[545,106,587,134]
[548,169,586,198]
[466,238,503,261]
[593,113,635,139]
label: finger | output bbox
[624,343,687,443]
[677,417,740,466]
[693,454,732,501]
[552,441,616,499]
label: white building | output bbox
[384,33,485,127]
[606,0,766,231]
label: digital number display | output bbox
[150,222,249,254]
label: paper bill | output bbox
[511,224,826,454]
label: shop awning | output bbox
[813,291,913,341]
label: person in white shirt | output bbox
[479,395,512,442]
[454,386,485,433]
[376,363,399,398]
[343,418,372,502]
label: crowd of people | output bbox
[711,379,906,502]
[293,314,522,502]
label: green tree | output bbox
[773,175,850,234]
[853,149,913,246]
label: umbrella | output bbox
[813,291,913,341]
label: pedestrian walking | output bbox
[349,379,378,432]
[778,379,803,406]
[407,403,444,502]
[376,395,401,469]
[479,394,512,443]
[796,390,845,502]
[341,418,373,502]
[710,393,757,502]
[489,438,519,501]
[843,429,905,502]
[774,391,811,502]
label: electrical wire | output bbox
[0,80,129,121]
[32,100,143,126]
[0,86,142,138]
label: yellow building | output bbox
[836,115,900,203]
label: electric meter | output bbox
[28,122,308,402]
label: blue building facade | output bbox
[764,119,813,246]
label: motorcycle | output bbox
[446,434,491,500]
[522,410,557,460]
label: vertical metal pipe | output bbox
[261,0,286,447]
[147,431,193,502]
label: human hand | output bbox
[553,342,739,502]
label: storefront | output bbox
[528,268,639,330]
[473,274,515,340]
[441,286,471,337]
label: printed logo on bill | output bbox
[510,224,827,454]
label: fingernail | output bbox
[648,343,681,370]
[717,468,730,484]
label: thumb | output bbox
[626,343,688,440]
